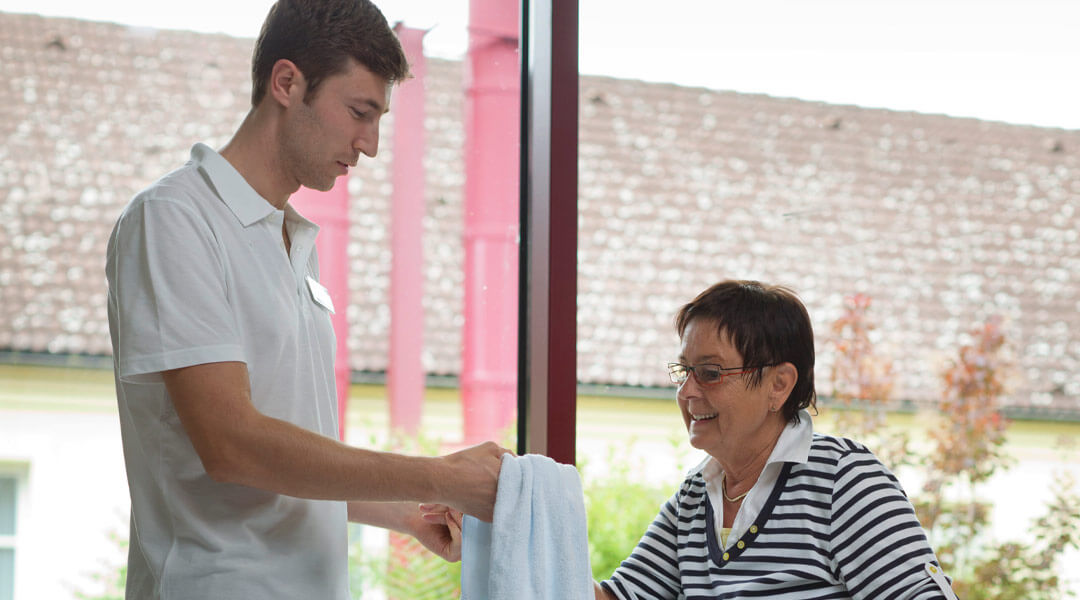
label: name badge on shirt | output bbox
[305,276,336,314]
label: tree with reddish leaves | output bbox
[916,315,1013,590]
[826,298,1080,599]
[927,315,1011,483]
[826,293,912,469]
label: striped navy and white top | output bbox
[600,432,950,599]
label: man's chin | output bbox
[303,178,338,193]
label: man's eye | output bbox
[351,108,371,120]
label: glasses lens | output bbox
[697,365,723,384]
[667,363,688,384]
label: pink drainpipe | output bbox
[462,0,521,444]
[388,25,428,436]
[289,183,351,441]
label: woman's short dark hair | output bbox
[675,280,817,423]
[251,0,411,106]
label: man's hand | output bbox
[349,502,463,562]
[414,504,463,562]
[437,442,511,522]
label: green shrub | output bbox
[580,438,684,581]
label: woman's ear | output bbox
[768,363,798,412]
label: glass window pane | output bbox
[339,1,521,448]
[340,3,522,598]
[576,2,1080,593]
[0,548,12,600]
[0,478,15,536]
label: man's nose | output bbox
[354,124,379,158]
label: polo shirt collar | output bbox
[191,142,276,227]
[766,409,813,465]
[698,409,814,479]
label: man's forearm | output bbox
[164,361,505,520]
[347,500,417,532]
[205,411,443,503]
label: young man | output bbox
[105,1,507,598]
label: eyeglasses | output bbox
[666,362,774,386]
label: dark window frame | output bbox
[517,0,579,464]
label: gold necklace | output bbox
[721,472,749,503]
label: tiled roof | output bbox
[0,11,253,355]
[2,11,1078,415]
[577,79,1080,413]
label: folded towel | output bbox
[460,453,593,600]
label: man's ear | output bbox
[268,58,305,108]
[768,363,798,412]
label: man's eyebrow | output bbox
[350,97,387,114]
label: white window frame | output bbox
[0,463,27,600]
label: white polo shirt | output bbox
[106,143,348,600]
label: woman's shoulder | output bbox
[801,432,887,474]
[809,431,876,456]
[783,435,904,504]
[661,458,709,511]
[678,457,710,492]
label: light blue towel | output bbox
[460,453,593,600]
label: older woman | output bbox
[595,280,956,600]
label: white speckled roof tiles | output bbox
[2,11,1078,416]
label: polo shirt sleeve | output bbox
[110,196,245,384]
[830,445,950,599]
[600,494,683,600]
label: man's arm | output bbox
[350,501,463,561]
[162,361,506,521]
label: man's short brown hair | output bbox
[251,0,410,106]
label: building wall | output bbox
[0,407,128,599]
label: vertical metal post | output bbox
[388,25,428,436]
[462,0,521,444]
[289,183,351,440]
[518,0,578,464]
